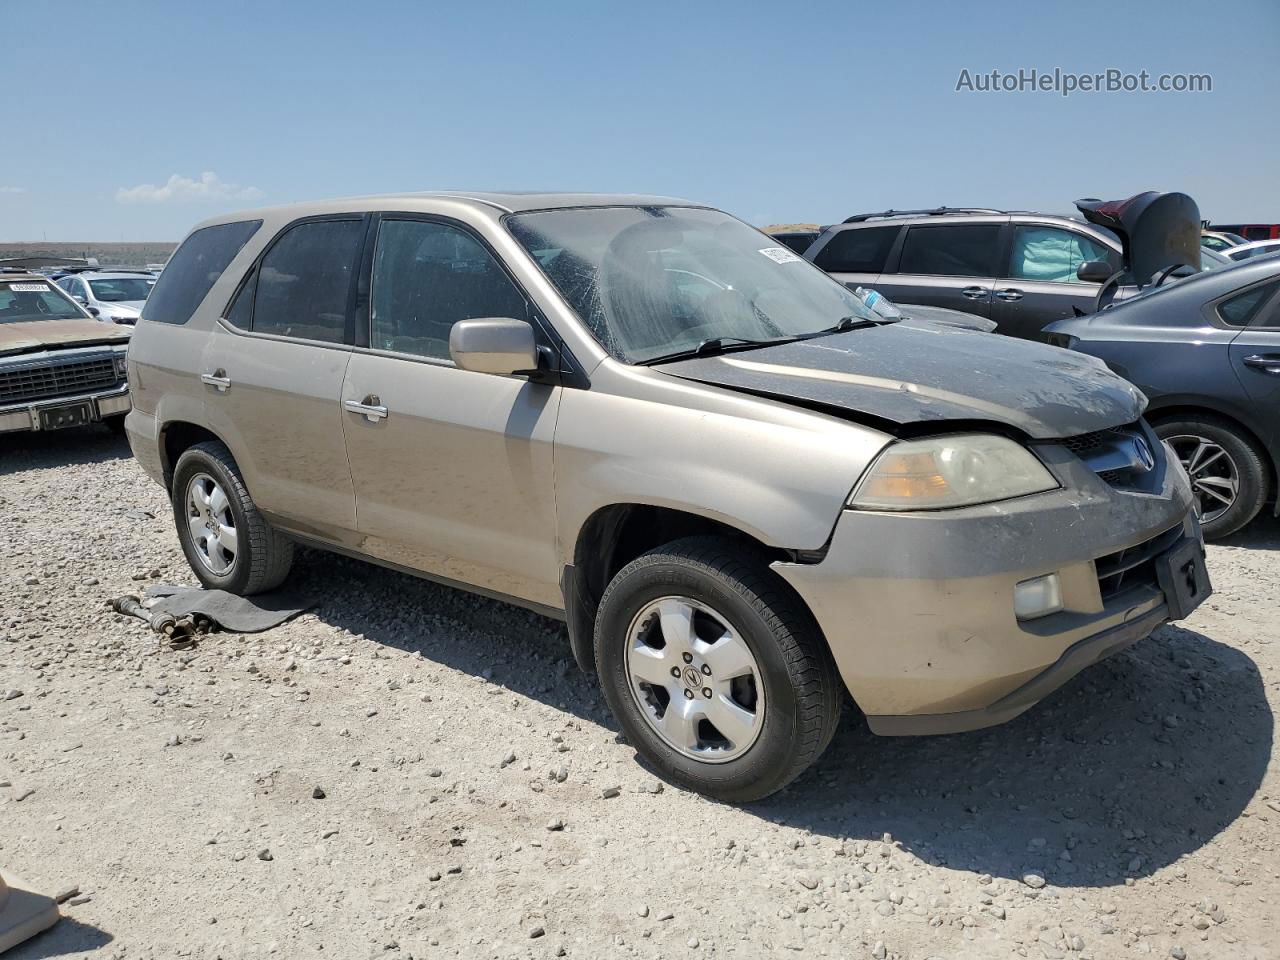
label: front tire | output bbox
[1154,416,1268,539]
[594,537,841,802]
[171,440,294,595]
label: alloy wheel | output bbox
[185,472,239,575]
[1167,434,1239,524]
[624,596,765,763]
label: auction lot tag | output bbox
[8,283,50,292]
[758,246,803,264]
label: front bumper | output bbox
[772,440,1205,734]
[0,383,131,434]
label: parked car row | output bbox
[5,188,1271,802]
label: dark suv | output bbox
[803,194,1205,340]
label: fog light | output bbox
[1014,573,1063,620]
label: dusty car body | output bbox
[124,193,1207,800]
[0,272,131,434]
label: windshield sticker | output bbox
[7,283,50,292]
[758,246,803,264]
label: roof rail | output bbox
[842,207,1006,224]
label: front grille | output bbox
[0,355,119,404]
[1057,422,1158,490]
[1095,524,1182,602]
[1060,425,1133,458]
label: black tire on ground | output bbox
[103,414,127,435]
[593,536,842,803]
[1153,415,1269,539]
[171,440,294,595]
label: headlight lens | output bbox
[113,352,128,377]
[849,434,1058,510]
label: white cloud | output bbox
[115,171,263,205]
[0,186,24,194]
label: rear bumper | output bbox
[771,442,1203,732]
[0,383,130,434]
[124,406,166,487]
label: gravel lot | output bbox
[2,428,1278,960]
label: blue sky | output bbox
[3,0,1276,241]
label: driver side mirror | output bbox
[1076,260,1114,284]
[449,318,539,376]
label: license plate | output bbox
[38,400,93,431]
[1155,539,1211,620]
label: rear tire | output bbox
[1153,416,1268,539]
[171,440,294,594]
[594,536,841,802]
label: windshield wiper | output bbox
[638,335,799,366]
[816,314,896,335]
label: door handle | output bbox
[994,288,1024,302]
[344,395,389,422]
[960,286,988,300]
[1242,355,1280,374]
[200,369,231,392]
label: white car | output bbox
[1226,238,1280,261]
[57,270,156,325]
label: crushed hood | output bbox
[1075,191,1201,284]
[658,321,1146,439]
[0,318,130,356]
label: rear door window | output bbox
[251,219,364,344]
[143,220,261,324]
[898,224,1000,277]
[812,226,898,273]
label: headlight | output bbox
[849,434,1058,510]
[114,352,128,377]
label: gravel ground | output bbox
[2,428,1278,960]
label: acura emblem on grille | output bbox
[1133,436,1155,472]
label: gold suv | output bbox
[124,193,1208,801]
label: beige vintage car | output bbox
[0,271,131,434]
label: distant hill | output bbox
[762,224,820,233]
[0,241,177,267]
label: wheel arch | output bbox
[159,420,225,489]
[562,503,804,675]
[1145,402,1277,511]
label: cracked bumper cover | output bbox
[771,443,1202,734]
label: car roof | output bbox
[195,191,707,232]
[833,208,1096,228]
[1232,238,1280,251]
[0,270,53,283]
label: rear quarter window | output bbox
[1218,280,1280,327]
[143,219,262,325]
